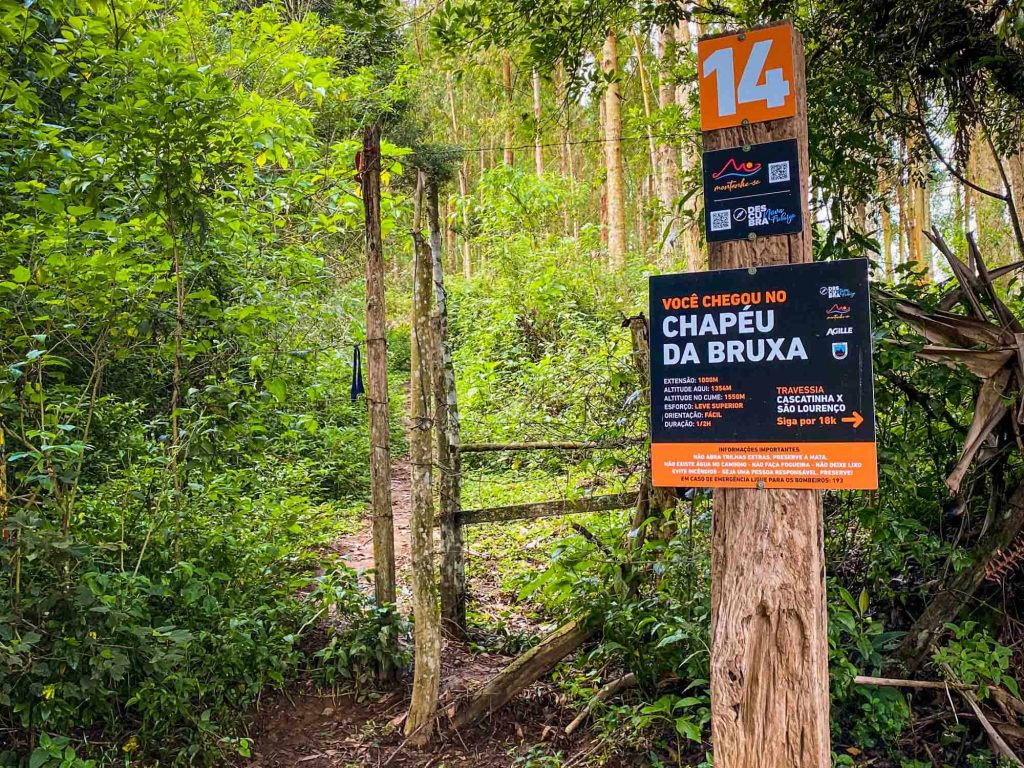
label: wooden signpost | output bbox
[696,22,831,767]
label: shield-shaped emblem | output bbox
[832,342,849,360]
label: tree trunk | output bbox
[532,70,544,176]
[406,182,442,746]
[1008,150,1024,236]
[631,33,658,261]
[361,125,397,619]
[554,61,574,235]
[427,179,467,637]
[881,196,893,279]
[632,33,658,192]
[905,121,928,280]
[674,21,702,271]
[703,25,830,767]
[655,22,681,266]
[914,177,930,279]
[602,30,627,267]
[896,157,909,266]
[446,75,472,278]
[502,54,514,166]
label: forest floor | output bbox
[244,461,619,768]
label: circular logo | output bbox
[732,207,748,221]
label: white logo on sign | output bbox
[820,285,856,299]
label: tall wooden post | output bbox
[702,24,830,767]
[361,124,397,614]
[426,179,467,636]
[406,173,442,745]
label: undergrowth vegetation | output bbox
[3,0,1024,765]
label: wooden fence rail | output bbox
[444,491,640,527]
[459,439,644,454]
[431,315,652,634]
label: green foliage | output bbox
[511,746,564,768]
[309,566,411,691]
[934,622,1021,701]
[0,0,411,762]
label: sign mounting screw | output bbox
[757,481,765,489]
[747,232,756,241]
[747,267,757,275]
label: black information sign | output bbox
[649,259,877,489]
[702,138,803,243]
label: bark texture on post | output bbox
[361,125,396,613]
[426,180,467,637]
[702,24,830,768]
[602,30,627,267]
[406,199,442,746]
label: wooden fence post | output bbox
[426,178,467,637]
[626,315,676,545]
[361,124,397,617]
[406,176,441,745]
[701,24,830,767]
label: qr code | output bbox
[709,209,731,232]
[768,161,790,183]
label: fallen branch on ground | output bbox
[565,673,638,735]
[856,675,1024,715]
[448,615,594,731]
[938,662,1024,766]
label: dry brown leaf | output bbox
[915,346,1015,379]
[947,370,1012,494]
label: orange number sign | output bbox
[697,25,796,131]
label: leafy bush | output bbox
[934,622,1021,700]
[0,0,410,762]
[309,566,411,691]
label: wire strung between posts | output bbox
[433,130,696,156]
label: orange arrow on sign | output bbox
[841,411,864,428]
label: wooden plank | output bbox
[459,438,643,453]
[701,22,831,768]
[454,491,638,526]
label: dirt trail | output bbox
[246,462,586,768]
[331,459,414,590]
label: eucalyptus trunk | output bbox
[602,30,627,267]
